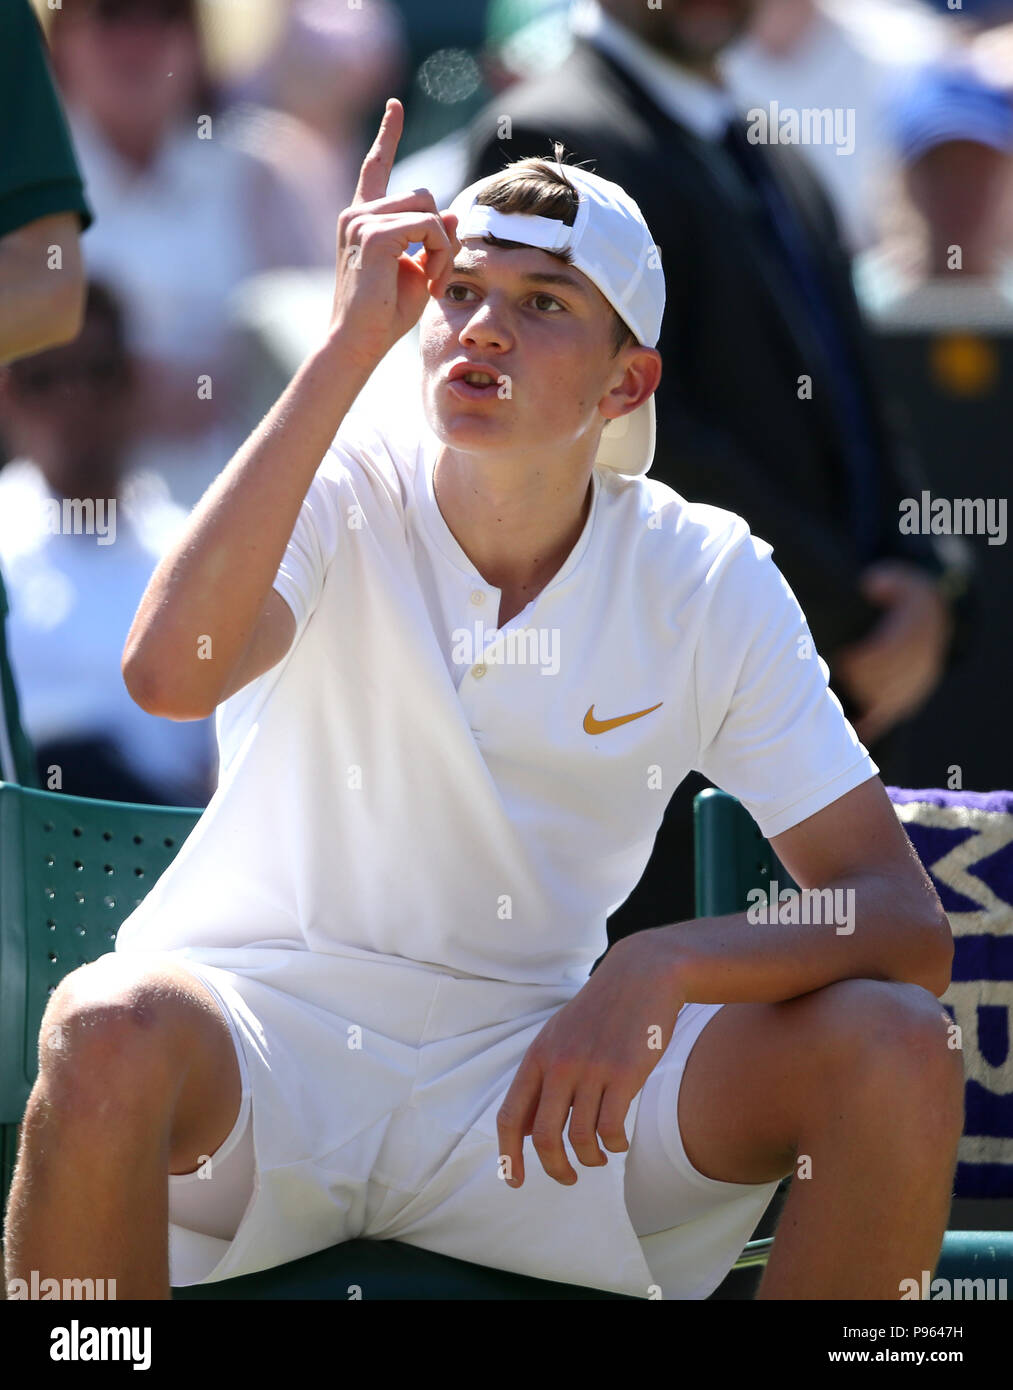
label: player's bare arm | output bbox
[498,774,953,1188]
[121,98,460,721]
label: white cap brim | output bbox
[594,394,655,477]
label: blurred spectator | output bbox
[221,0,408,270]
[855,59,1013,326]
[461,0,979,937]
[973,13,1013,260]
[0,280,216,808]
[46,0,311,511]
[1,0,94,790]
[722,0,945,252]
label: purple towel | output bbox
[887,787,1013,1198]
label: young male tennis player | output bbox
[5,99,961,1301]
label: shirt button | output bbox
[470,589,485,606]
[472,663,487,679]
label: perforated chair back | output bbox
[0,781,201,1206]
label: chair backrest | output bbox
[693,787,798,917]
[0,782,201,1130]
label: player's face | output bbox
[418,241,627,466]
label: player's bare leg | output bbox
[3,954,243,1300]
[674,977,963,1299]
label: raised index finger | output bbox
[352,98,404,208]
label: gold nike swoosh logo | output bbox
[583,702,664,735]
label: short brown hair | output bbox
[473,142,637,358]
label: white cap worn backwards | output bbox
[447,163,665,477]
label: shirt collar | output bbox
[569,0,739,141]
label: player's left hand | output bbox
[497,930,684,1188]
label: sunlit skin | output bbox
[418,244,661,623]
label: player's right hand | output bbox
[329,97,460,369]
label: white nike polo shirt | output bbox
[115,408,878,988]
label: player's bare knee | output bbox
[813,978,962,1104]
[35,960,191,1123]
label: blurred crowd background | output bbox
[1,0,1010,830]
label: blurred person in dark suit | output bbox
[0,0,94,789]
[460,0,979,938]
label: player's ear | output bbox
[601,346,660,418]
[626,346,661,407]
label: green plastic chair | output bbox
[693,785,1013,1286]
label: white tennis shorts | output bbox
[150,946,780,1299]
